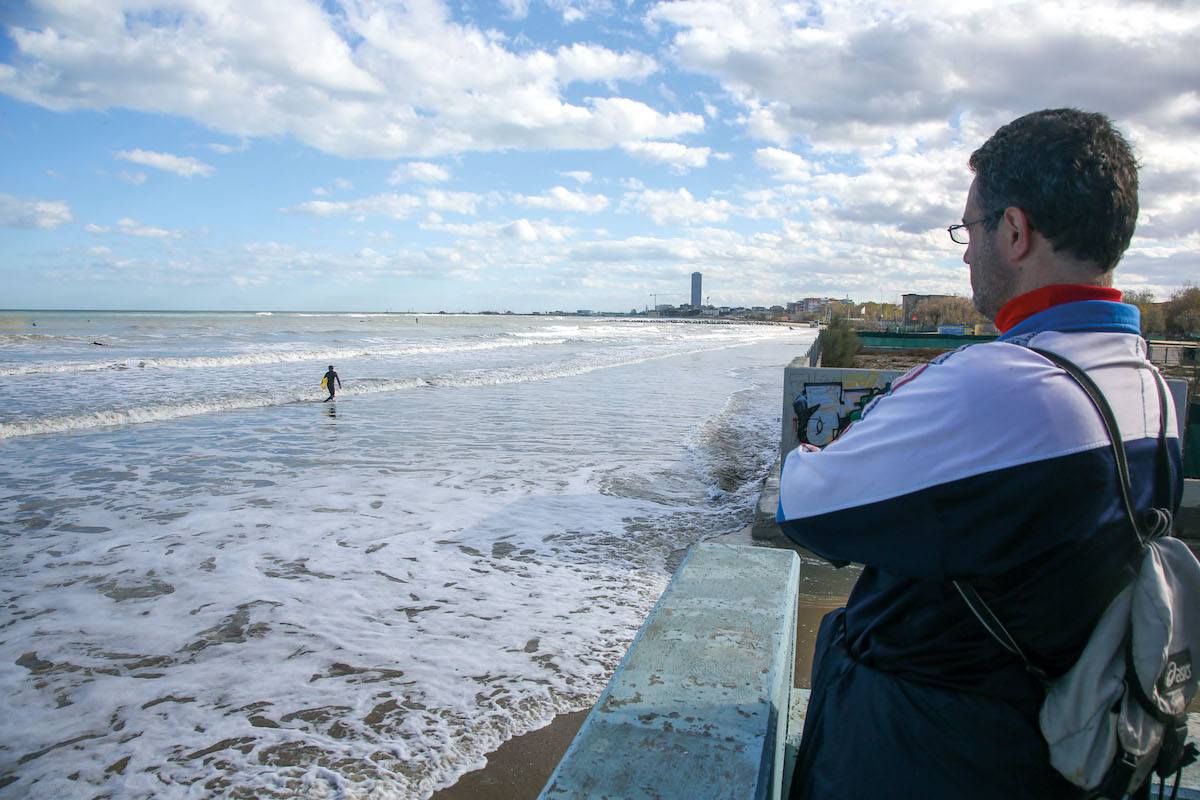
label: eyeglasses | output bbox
[948,210,1002,244]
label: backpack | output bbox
[952,346,1200,799]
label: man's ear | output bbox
[999,206,1034,260]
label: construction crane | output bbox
[647,293,683,311]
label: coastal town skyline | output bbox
[2,1,1199,313]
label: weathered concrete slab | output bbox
[752,456,783,542]
[539,543,801,800]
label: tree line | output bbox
[1122,285,1200,338]
[850,285,1199,337]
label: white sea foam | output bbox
[0,337,556,377]
[0,311,816,799]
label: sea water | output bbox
[0,310,816,799]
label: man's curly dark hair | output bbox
[969,108,1139,272]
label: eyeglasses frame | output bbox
[948,209,1003,245]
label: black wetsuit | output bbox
[323,370,340,400]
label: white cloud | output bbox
[116,218,183,239]
[754,147,813,181]
[513,186,609,212]
[425,190,482,215]
[500,0,531,19]
[313,178,354,197]
[553,42,655,83]
[390,162,452,184]
[622,140,715,172]
[115,149,215,178]
[0,1,686,159]
[650,1,1200,156]
[207,140,249,154]
[421,216,575,242]
[505,219,540,242]
[0,193,72,229]
[2,1,1198,307]
[505,219,573,242]
[620,188,734,226]
[570,235,710,262]
[283,193,424,221]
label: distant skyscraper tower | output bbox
[691,272,702,309]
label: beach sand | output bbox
[429,526,850,800]
[428,709,590,800]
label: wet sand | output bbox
[429,529,853,800]
[428,710,590,800]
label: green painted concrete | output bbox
[539,543,800,800]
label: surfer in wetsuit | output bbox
[322,365,341,402]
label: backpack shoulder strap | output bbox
[951,344,1171,676]
[1028,346,1173,543]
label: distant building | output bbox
[788,298,837,315]
[691,272,702,309]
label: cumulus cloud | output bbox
[207,140,249,154]
[283,193,424,220]
[81,218,183,238]
[622,140,717,172]
[425,190,482,215]
[0,193,72,229]
[754,147,813,181]
[116,218,182,239]
[3,0,1198,306]
[0,0,686,159]
[513,186,610,212]
[390,162,452,183]
[115,149,215,178]
[570,235,708,262]
[650,1,1200,152]
[621,188,735,226]
[645,0,1200,267]
[422,215,575,242]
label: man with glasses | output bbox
[777,109,1180,798]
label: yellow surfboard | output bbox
[321,376,328,388]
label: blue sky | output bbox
[1,0,1198,313]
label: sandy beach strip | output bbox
[428,709,590,800]
[430,529,850,800]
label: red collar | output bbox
[994,285,1123,333]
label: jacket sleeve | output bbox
[776,344,1114,581]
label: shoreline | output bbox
[427,709,590,800]
[425,350,911,799]
[428,523,850,800]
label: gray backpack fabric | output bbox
[1039,536,1199,794]
[953,347,1200,799]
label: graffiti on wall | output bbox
[792,379,891,446]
